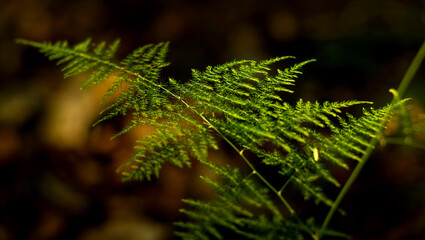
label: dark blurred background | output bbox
[1,0,425,239]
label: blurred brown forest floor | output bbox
[1,0,425,239]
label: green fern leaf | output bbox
[175,163,311,240]
[18,38,410,240]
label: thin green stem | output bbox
[319,137,378,238]
[210,126,296,215]
[318,39,425,239]
[278,175,294,195]
[385,137,425,150]
[397,40,425,98]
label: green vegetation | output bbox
[17,38,425,239]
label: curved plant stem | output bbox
[397,40,425,97]
[318,39,425,239]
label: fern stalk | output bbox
[384,137,425,150]
[318,39,425,239]
[213,132,297,215]
[397,40,425,97]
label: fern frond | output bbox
[319,101,406,168]
[118,117,217,181]
[175,163,310,240]
[180,57,390,207]
[19,38,411,239]
[16,38,121,85]
[17,39,201,182]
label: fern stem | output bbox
[204,117,297,216]
[318,39,425,239]
[397,40,425,98]
[278,175,294,195]
[318,138,377,238]
[384,137,425,150]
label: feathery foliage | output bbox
[17,38,418,239]
[174,162,304,240]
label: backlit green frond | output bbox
[318,101,406,167]
[119,122,217,181]
[175,163,310,240]
[18,38,412,240]
[180,58,388,206]
[16,38,121,85]
[16,38,198,182]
